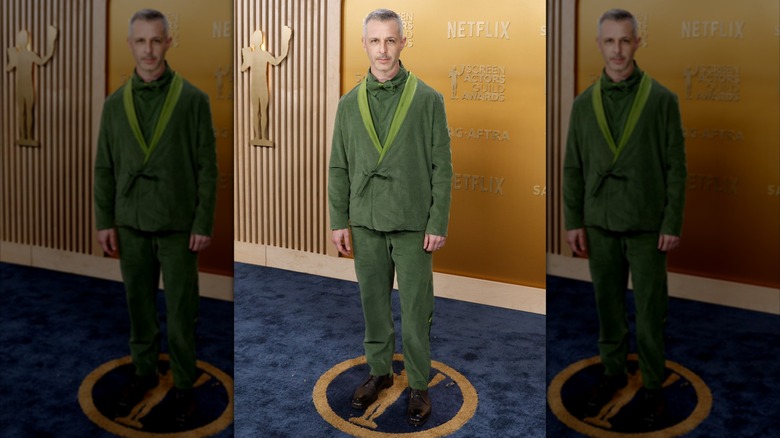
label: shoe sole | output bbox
[407,415,429,427]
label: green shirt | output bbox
[563,64,687,235]
[329,64,453,235]
[365,67,408,144]
[94,65,218,236]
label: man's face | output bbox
[362,19,406,79]
[597,19,640,80]
[127,19,171,79]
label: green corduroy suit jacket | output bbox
[329,75,453,236]
[94,69,218,237]
[564,72,687,236]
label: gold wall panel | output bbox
[108,0,234,276]
[574,1,779,288]
[2,0,100,255]
[234,0,331,255]
[342,1,547,287]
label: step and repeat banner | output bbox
[577,1,780,288]
[108,0,233,276]
[343,0,547,287]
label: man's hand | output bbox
[189,234,212,252]
[332,228,351,256]
[566,228,588,257]
[658,234,680,252]
[97,228,119,257]
[423,234,446,252]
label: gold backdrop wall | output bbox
[342,0,547,287]
[2,0,99,255]
[108,0,234,276]
[576,1,780,288]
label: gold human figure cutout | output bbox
[5,26,58,147]
[241,27,292,147]
[448,65,464,99]
[215,65,232,100]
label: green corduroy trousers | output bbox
[586,226,669,390]
[117,227,200,390]
[351,226,434,391]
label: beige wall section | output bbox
[0,241,233,300]
[234,0,546,314]
[1,0,232,301]
[237,242,546,314]
[548,254,780,315]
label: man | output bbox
[94,9,217,426]
[563,8,686,426]
[328,9,452,427]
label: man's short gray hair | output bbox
[363,9,404,38]
[129,8,169,37]
[598,9,637,39]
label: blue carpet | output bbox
[0,262,233,437]
[234,263,546,437]
[546,275,780,437]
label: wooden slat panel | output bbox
[235,0,330,255]
[547,0,576,257]
[1,0,99,255]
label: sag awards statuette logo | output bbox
[448,65,506,102]
[683,65,741,102]
[548,354,712,438]
[313,354,478,437]
[78,354,233,437]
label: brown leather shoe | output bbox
[351,374,393,409]
[640,388,665,430]
[407,388,431,426]
[172,388,197,428]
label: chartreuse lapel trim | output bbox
[123,72,184,164]
[592,72,652,165]
[357,71,418,165]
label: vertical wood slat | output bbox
[547,0,576,257]
[1,0,97,256]
[235,0,330,255]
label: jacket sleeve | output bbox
[190,94,218,237]
[328,101,351,230]
[425,93,453,236]
[94,104,117,231]
[563,100,586,230]
[659,93,687,236]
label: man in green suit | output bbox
[94,9,217,426]
[328,8,452,427]
[563,8,686,427]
